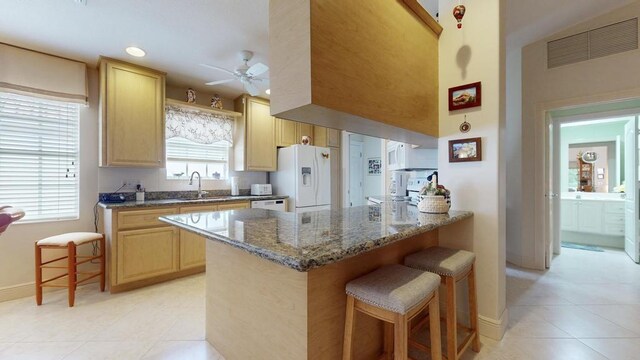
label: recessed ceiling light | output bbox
[265,89,271,95]
[125,47,146,57]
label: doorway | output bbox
[348,139,364,207]
[548,112,640,265]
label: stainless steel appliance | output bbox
[250,184,272,195]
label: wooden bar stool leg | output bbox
[384,322,394,359]
[394,313,408,360]
[468,265,480,352]
[342,295,357,360]
[445,276,457,360]
[99,236,106,292]
[35,243,42,306]
[67,243,77,307]
[429,290,443,360]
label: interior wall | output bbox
[521,1,640,270]
[438,0,507,340]
[362,136,383,197]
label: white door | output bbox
[295,145,317,208]
[624,118,639,262]
[315,147,331,206]
[547,118,560,267]
[349,141,364,207]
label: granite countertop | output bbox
[99,195,288,209]
[366,195,411,204]
[159,203,473,272]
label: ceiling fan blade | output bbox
[205,79,235,86]
[200,63,235,76]
[246,62,269,77]
[244,81,260,96]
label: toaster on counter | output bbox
[251,184,272,196]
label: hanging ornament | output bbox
[453,4,466,29]
[459,115,471,133]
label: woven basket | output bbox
[417,195,450,214]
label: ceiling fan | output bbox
[200,50,268,96]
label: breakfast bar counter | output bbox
[160,204,472,360]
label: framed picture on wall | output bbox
[448,82,482,111]
[368,158,381,175]
[449,137,482,162]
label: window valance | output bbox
[0,43,88,105]
[165,105,234,146]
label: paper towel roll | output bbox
[230,176,239,196]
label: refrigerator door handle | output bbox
[314,153,319,203]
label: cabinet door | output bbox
[276,118,298,147]
[218,201,250,210]
[117,207,178,230]
[313,125,328,147]
[179,205,217,270]
[296,122,314,145]
[116,226,179,284]
[246,98,277,171]
[327,128,341,147]
[103,60,165,167]
[577,201,603,234]
[560,200,578,231]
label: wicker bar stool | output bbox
[404,247,479,360]
[342,264,442,360]
[35,232,106,307]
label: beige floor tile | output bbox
[580,338,640,360]
[0,341,83,360]
[580,304,640,334]
[141,340,223,360]
[63,341,156,360]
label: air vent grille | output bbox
[547,18,638,69]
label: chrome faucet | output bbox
[189,171,208,199]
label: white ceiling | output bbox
[0,0,636,100]
[0,0,270,99]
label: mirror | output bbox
[568,142,616,193]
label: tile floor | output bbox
[0,247,638,359]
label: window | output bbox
[0,92,80,222]
[165,104,233,180]
[166,137,229,179]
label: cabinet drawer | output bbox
[603,214,625,224]
[180,204,218,214]
[116,226,179,284]
[117,207,178,230]
[604,202,624,214]
[217,201,250,210]
[603,223,625,236]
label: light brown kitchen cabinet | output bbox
[217,201,251,210]
[179,204,218,270]
[234,95,277,171]
[116,226,179,285]
[276,118,298,147]
[296,122,314,145]
[98,57,166,167]
[314,126,328,147]
[327,128,341,147]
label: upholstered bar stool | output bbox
[342,264,442,360]
[404,247,480,360]
[35,232,105,307]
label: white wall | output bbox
[521,1,640,270]
[362,135,383,197]
[0,68,267,300]
[438,0,507,340]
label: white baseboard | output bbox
[478,308,508,340]
[0,282,39,302]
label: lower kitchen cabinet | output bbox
[179,204,217,270]
[116,226,179,284]
[218,201,250,210]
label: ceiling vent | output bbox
[547,18,638,69]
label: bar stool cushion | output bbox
[346,264,441,314]
[37,232,103,247]
[404,247,475,277]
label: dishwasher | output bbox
[251,199,287,211]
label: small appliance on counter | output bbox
[230,176,240,196]
[389,171,410,200]
[250,184,272,196]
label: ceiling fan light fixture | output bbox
[125,46,146,57]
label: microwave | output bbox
[387,141,438,171]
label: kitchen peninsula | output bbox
[160,204,472,360]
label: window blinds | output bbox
[0,92,79,222]
[166,137,228,162]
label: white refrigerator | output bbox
[270,145,331,213]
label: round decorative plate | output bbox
[459,121,471,133]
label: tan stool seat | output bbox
[404,246,475,277]
[37,232,103,247]
[346,264,441,314]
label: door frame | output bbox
[348,138,364,207]
[540,98,640,269]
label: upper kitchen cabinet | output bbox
[234,95,277,171]
[327,128,341,148]
[276,117,298,147]
[99,57,166,167]
[269,0,441,147]
[296,122,314,145]
[313,125,327,147]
